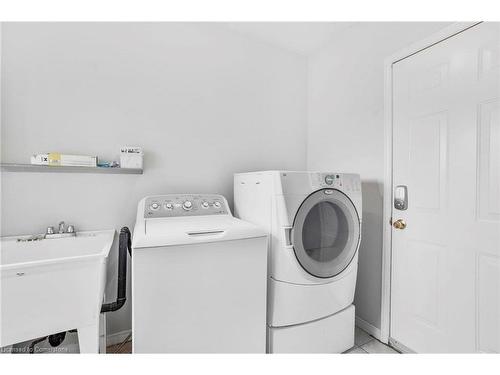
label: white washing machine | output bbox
[234,171,362,353]
[132,194,268,353]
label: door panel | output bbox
[409,111,447,211]
[405,240,441,327]
[477,253,500,353]
[391,22,500,353]
[478,99,500,221]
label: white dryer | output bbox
[132,194,268,353]
[234,171,362,353]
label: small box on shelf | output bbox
[30,153,97,167]
[120,147,143,169]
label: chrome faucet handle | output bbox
[58,221,66,234]
[67,225,75,234]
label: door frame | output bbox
[380,21,482,345]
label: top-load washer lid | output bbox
[134,216,266,249]
[132,194,267,249]
[291,188,361,279]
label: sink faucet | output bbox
[45,221,76,239]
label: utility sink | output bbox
[0,230,115,353]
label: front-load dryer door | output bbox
[291,189,360,279]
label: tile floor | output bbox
[344,326,399,354]
[107,340,132,354]
[106,326,399,354]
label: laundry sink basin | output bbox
[0,230,115,353]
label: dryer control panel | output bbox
[144,194,229,218]
[314,172,361,192]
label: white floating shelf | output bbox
[0,163,143,174]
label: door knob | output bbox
[393,219,406,230]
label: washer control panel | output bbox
[144,194,229,218]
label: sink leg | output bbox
[78,320,100,354]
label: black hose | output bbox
[48,332,67,347]
[101,227,131,313]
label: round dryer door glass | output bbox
[292,189,360,278]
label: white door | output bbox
[391,22,500,353]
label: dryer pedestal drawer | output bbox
[268,262,357,327]
[268,305,355,353]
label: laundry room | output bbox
[0,1,499,373]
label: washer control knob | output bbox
[213,201,221,208]
[183,201,193,210]
[165,203,174,210]
[150,202,160,210]
[201,201,210,209]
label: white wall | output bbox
[2,21,459,343]
[0,23,307,336]
[307,22,451,332]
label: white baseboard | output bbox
[106,329,132,347]
[355,316,382,342]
